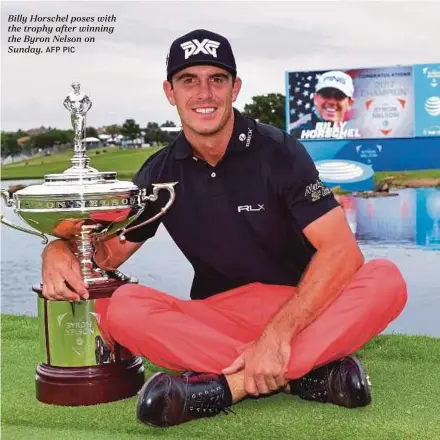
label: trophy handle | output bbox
[0,215,49,244]
[0,190,49,244]
[119,182,178,242]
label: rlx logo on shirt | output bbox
[237,204,265,213]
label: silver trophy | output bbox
[0,83,177,406]
[1,82,177,284]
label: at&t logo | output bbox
[425,97,440,116]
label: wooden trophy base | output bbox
[33,278,145,406]
[35,358,145,406]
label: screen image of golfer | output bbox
[287,66,414,141]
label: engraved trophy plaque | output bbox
[1,82,177,406]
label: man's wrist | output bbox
[262,320,295,344]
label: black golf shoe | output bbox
[289,355,372,408]
[137,372,233,427]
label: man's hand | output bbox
[222,329,291,396]
[42,240,89,302]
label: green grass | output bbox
[0,147,162,180]
[374,169,440,181]
[2,314,440,439]
[374,169,440,185]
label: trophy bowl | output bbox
[1,172,176,284]
[0,82,177,406]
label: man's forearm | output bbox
[94,239,119,270]
[42,238,115,270]
[264,244,364,341]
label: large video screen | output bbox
[286,66,415,141]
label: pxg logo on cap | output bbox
[181,39,221,60]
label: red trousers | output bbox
[96,259,407,379]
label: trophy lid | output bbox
[15,175,138,196]
[44,170,117,184]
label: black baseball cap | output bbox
[166,29,237,81]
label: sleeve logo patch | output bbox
[304,180,332,202]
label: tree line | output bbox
[1,93,284,158]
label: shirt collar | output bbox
[173,108,255,160]
[174,131,193,160]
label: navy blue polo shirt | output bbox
[124,109,339,299]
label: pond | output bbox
[1,179,439,337]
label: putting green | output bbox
[2,314,439,440]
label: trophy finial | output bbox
[64,81,93,170]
